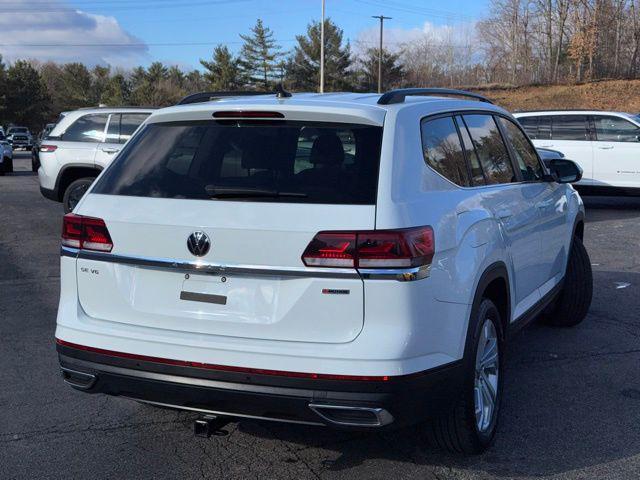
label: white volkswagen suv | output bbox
[514,110,640,195]
[55,88,592,454]
[38,107,154,212]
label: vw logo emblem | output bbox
[187,231,211,257]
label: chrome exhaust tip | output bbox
[309,403,394,427]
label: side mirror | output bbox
[543,158,583,184]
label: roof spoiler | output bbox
[377,88,493,105]
[177,85,292,105]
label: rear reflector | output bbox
[62,213,113,252]
[213,111,284,119]
[55,339,391,381]
[39,144,57,152]
[302,226,434,269]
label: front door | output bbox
[591,115,640,189]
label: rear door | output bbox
[461,114,544,317]
[94,112,150,169]
[54,113,108,166]
[75,118,383,344]
[544,115,593,185]
[591,114,640,188]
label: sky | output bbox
[0,0,490,70]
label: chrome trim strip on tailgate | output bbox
[61,246,360,279]
[61,247,430,281]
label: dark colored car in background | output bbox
[32,123,57,172]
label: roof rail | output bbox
[177,85,292,105]
[377,88,493,105]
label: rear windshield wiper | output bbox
[205,186,308,199]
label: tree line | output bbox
[2,1,640,131]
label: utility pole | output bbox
[372,15,391,93]
[320,0,325,93]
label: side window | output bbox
[517,116,538,138]
[499,117,544,181]
[551,115,588,141]
[62,114,108,143]
[105,114,121,143]
[462,114,516,185]
[455,115,485,185]
[420,116,470,187]
[593,116,640,143]
[120,113,150,144]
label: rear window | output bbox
[93,120,383,204]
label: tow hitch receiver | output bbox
[194,415,231,438]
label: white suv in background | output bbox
[55,88,592,454]
[514,110,640,195]
[38,107,154,212]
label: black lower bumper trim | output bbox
[57,344,464,429]
[40,186,58,201]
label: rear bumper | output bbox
[40,185,58,201]
[57,342,464,429]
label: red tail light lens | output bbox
[302,226,434,269]
[39,145,57,152]
[62,213,113,252]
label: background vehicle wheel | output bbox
[63,177,95,213]
[6,158,14,173]
[542,236,592,327]
[427,298,503,454]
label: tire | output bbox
[63,177,96,213]
[542,236,592,327]
[427,298,503,454]
[6,157,13,173]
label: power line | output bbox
[0,0,250,13]
[0,39,299,48]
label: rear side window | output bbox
[420,116,470,187]
[517,116,538,138]
[105,113,149,144]
[499,117,544,181]
[551,115,588,140]
[455,116,485,185]
[120,113,150,143]
[593,115,640,142]
[462,114,515,185]
[93,120,383,205]
[63,114,108,143]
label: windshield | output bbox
[9,127,28,134]
[93,120,383,205]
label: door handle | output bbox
[597,145,614,150]
[539,144,554,148]
[101,147,119,154]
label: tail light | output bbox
[62,213,113,252]
[302,226,434,269]
[39,145,57,152]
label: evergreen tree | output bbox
[90,65,111,105]
[60,63,93,109]
[354,47,405,92]
[5,61,50,130]
[0,56,7,124]
[200,45,241,90]
[239,19,281,89]
[286,19,353,92]
[101,73,130,106]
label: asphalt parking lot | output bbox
[2,151,640,480]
